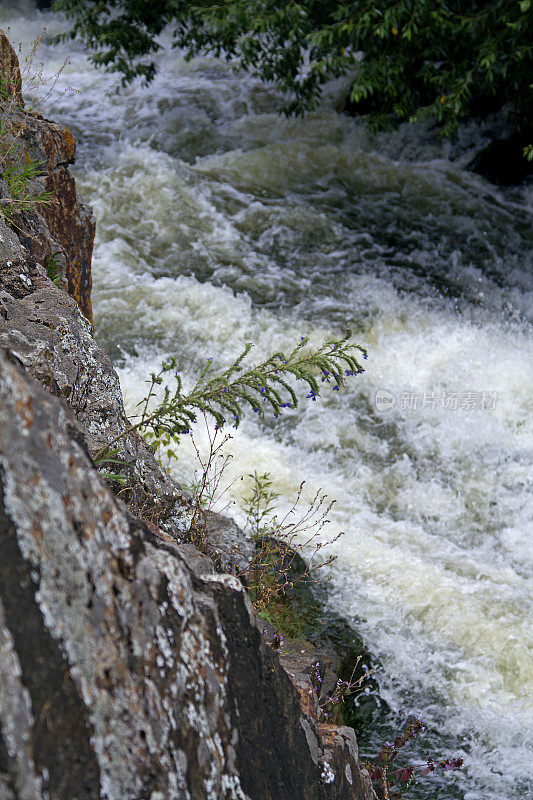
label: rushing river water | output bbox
[4,3,533,798]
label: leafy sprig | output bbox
[96,331,366,461]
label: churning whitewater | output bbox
[3,3,532,799]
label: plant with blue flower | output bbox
[95,331,366,462]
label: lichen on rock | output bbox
[0,31,373,800]
[0,350,371,799]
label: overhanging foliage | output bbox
[54,1,532,152]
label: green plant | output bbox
[0,29,73,224]
[180,425,238,513]
[242,471,338,548]
[92,332,364,573]
[44,251,65,288]
[93,447,129,485]
[96,331,366,462]
[4,155,40,198]
[239,470,343,618]
[16,29,74,115]
[241,471,280,537]
[55,1,532,153]
[0,126,54,220]
[156,421,342,633]
[176,424,243,551]
[0,83,12,102]
[311,657,373,724]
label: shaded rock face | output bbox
[0,29,94,324]
[0,350,371,800]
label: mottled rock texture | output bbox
[0,28,94,323]
[0,350,372,800]
[0,32,373,800]
[0,282,194,541]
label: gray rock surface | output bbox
[0,29,373,800]
[0,350,372,800]
[0,282,193,539]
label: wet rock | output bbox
[467,132,533,185]
[0,217,35,298]
[18,108,95,320]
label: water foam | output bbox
[4,4,532,797]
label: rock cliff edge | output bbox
[0,32,372,800]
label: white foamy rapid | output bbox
[3,3,532,798]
